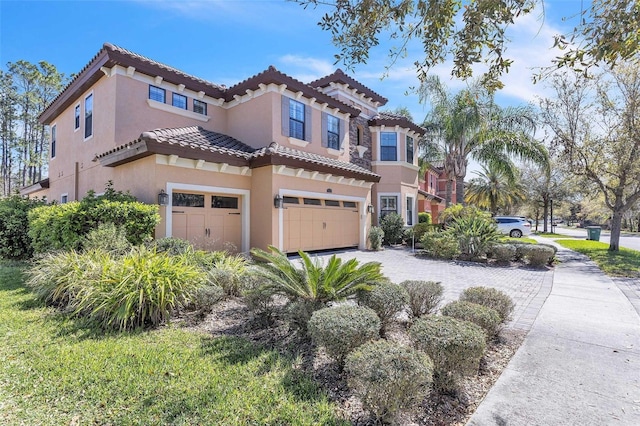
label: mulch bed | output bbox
[186,298,526,425]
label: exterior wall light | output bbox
[367,204,375,214]
[274,194,284,209]
[158,189,169,206]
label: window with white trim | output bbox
[289,99,305,140]
[380,132,397,161]
[406,196,414,226]
[149,85,165,103]
[327,115,340,149]
[406,135,414,163]
[74,105,80,130]
[51,125,56,159]
[380,196,397,219]
[84,94,93,139]
[172,93,187,109]
[193,99,207,115]
[60,194,68,204]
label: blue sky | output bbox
[1,0,581,123]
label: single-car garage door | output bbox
[283,196,359,253]
[171,191,242,252]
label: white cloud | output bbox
[277,55,335,82]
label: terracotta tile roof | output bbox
[252,142,380,181]
[225,66,361,117]
[309,69,388,105]
[368,111,426,135]
[41,43,227,124]
[96,127,381,182]
[140,126,255,157]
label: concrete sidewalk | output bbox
[468,242,640,425]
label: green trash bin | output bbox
[586,226,601,241]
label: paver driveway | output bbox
[312,247,554,331]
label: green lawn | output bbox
[0,263,345,426]
[554,240,640,278]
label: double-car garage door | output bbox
[171,191,242,252]
[282,196,359,253]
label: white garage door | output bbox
[283,196,359,253]
[171,191,242,252]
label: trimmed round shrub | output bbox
[418,212,432,224]
[285,299,325,334]
[346,339,434,424]
[420,231,460,259]
[308,305,380,364]
[400,280,443,318]
[409,315,486,393]
[520,244,556,267]
[441,301,501,339]
[368,226,384,251]
[490,243,517,264]
[460,286,514,323]
[242,275,279,322]
[511,242,533,261]
[380,213,404,245]
[190,284,225,313]
[357,281,409,335]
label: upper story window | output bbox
[84,94,93,139]
[327,115,340,150]
[282,96,311,142]
[149,85,165,103]
[60,194,68,204]
[380,132,397,161]
[289,99,305,140]
[406,135,414,163]
[172,93,187,109]
[74,105,80,130]
[193,99,207,115]
[51,125,56,159]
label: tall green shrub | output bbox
[400,280,444,318]
[418,212,432,224]
[0,195,45,259]
[460,287,514,323]
[368,226,384,251]
[379,213,404,245]
[28,198,159,254]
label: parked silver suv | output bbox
[494,216,531,238]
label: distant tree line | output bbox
[0,61,66,196]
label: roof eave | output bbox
[251,154,380,183]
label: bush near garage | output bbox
[357,280,409,336]
[307,305,380,365]
[345,339,434,424]
[409,315,486,393]
[380,212,405,245]
[460,286,514,323]
[400,280,444,319]
[28,186,159,254]
[368,226,384,250]
[441,301,502,340]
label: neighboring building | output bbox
[24,43,426,253]
[417,161,455,223]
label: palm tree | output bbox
[419,76,549,205]
[464,164,525,215]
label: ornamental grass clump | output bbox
[307,305,380,365]
[441,301,502,339]
[460,286,514,323]
[409,315,486,393]
[345,339,434,424]
[206,252,248,296]
[357,281,409,336]
[400,280,443,319]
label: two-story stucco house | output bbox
[23,43,426,253]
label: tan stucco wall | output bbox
[113,73,227,145]
[227,92,275,149]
